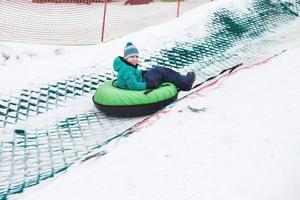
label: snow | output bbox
[14,42,300,200]
[1,0,300,199]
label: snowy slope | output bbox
[15,39,300,200]
[1,0,300,199]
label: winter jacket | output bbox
[113,56,147,90]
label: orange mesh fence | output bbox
[32,0,109,3]
[0,0,210,45]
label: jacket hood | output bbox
[113,56,137,72]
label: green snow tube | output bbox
[93,80,179,117]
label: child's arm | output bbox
[124,73,147,91]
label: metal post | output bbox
[101,0,108,43]
[176,0,180,17]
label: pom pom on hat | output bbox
[124,42,139,59]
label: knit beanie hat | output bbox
[124,42,139,59]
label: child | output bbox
[113,42,196,91]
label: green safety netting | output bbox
[0,0,299,199]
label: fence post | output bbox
[101,0,108,43]
[176,0,180,17]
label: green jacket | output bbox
[113,56,147,90]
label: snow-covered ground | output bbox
[14,38,300,200]
[1,0,300,199]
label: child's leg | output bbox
[142,67,164,85]
[143,66,195,91]
[162,67,195,91]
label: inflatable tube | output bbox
[93,80,178,117]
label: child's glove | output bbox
[140,70,149,76]
[146,81,160,89]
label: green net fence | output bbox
[0,0,299,199]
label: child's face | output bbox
[127,56,139,66]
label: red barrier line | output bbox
[184,50,286,100]
[130,50,286,133]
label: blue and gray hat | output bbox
[124,42,139,59]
